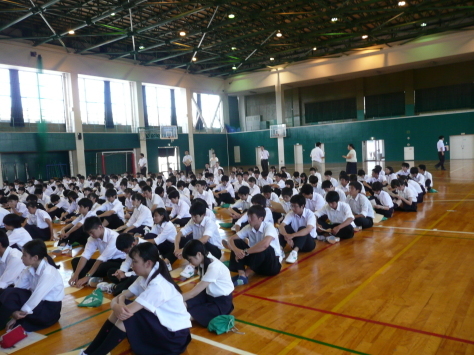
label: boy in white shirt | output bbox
[168,190,191,227]
[418,164,434,192]
[115,194,153,235]
[233,173,249,192]
[347,182,374,230]
[396,162,411,177]
[177,181,191,200]
[228,205,282,286]
[321,180,347,203]
[323,170,339,188]
[142,186,165,211]
[24,202,54,241]
[371,182,394,218]
[213,175,235,205]
[228,186,252,224]
[96,189,126,230]
[300,184,325,212]
[0,231,24,290]
[389,180,417,212]
[248,177,261,196]
[45,194,69,220]
[58,198,97,246]
[193,180,216,208]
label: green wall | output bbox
[2,152,70,181]
[83,133,140,151]
[0,133,75,152]
[228,131,279,168]
[193,134,229,170]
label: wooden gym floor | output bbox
[4,159,474,355]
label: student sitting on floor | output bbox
[79,243,191,355]
[389,180,418,212]
[324,170,339,188]
[228,186,252,224]
[69,216,126,288]
[346,181,374,230]
[321,180,347,203]
[0,206,9,233]
[7,194,29,218]
[397,162,410,177]
[279,187,293,217]
[278,194,317,263]
[409,168,427,202]
[58,198,97,247]
[142,185,165,212]
[168,190,191,227]
[418,164,434,192]
[0,239,63,331]
[96,189,125,230]
[233,194,274,232]
[61,191,79,222]
[309,175,325,197]
[24,202,54,241]
[384,166,398,186]
[213,175,236,205]
[300,184,325,213]
[228,205,283,286]
[3,214,32,250]
[96,233,147,296]
[0,231,25,292]
[115,193,153,235]
[143,208,178,271]
[315,191,355,244]
[182,240,234,327]
[262,185,282,222]
[193,180,216,209]
[370,182,394,218]
[46,194,69,220]
[174,202,224,279]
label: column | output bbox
[185,88,196,173]
[0,154,3,187]
[275,74,285,168]
[237,94,246,131]
[69,73,86,176]
[134,81,147,159]
[356,78,365,120]
[405,70,415,116]
[220,93,230,127]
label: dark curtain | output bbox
[195,93,204,130]
[9,69,24,127]
[158,147,175,157]
[104,81,114,128]
[365,92,405,118]
[170,89,177,126]
[142,86,149,128]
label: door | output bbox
[294,144,303,173]
[450,135,474,159]
[158,146,180,176]
[362,140,385,162]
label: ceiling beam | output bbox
[0,0,62,32]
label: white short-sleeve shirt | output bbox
[236,221,282,257]
[201,254,234,297]
[282,208,316,238]
[180,216,223,249]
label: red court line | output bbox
[233,244,335,297]
[243,294,474,346]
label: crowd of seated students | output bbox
[0,160,432,354]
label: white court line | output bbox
[375,225,474,236]
[430,199,474,202]
[449,167,467,173]
[191,334,257,355]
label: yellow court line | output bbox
[277,189,474,354]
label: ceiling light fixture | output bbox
[68,30,75,35]
[398,1,406,6]
[313,47,317,50]
[192,57,197,61]
[179,31,186,36]
[228,13,235,19]
[421,22,427,27]
[270,57,275,61]
[362,35,368,39]
[139,45,145,50]
[111,12,116,16]
[232,65,237,70]
[232,47,237,50]
[331,17,338,22]
[276,30,282,37]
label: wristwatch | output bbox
[244,249,249,256]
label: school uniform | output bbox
[146,194,165,210]
[0,207,9,230]
[62,211,97,246]
[145,221,178,265]
[179,193,192,207]
[305,193,325,212]
[126,204,154,235]
[179,187,191,200]
[312,184,326,198]
[186,254,234,327]
[0,259,63,331]
[279,199,292,214]
[385,173,398,185]
[421,171,433,190]
[7,228,33,250]
[372,190,394,218]
[0,247,24,290]
[273,179,285,196]
[233,180,249,192]
[347,194,374,229]
[230,221,282,276]
[213,182,235,205]
[280,208,317,252]
[17,192,28,203]
[315,202,355,239]
[248,184,261,196]
[170,200,191,227]
[64,200,78,219]
[91,202,102,212]
[48,198,69,220]
[395,186,418,212]
[71,228,126,278]
[235,207,273,230]
[408,179,425,203]
[38,194,51,207]
[230,196,252,224]
[14,202,29,218]
[180,216,224,259]
[396,169,410,177]
[24,209,52,241]
[96,199,125,230]
[124,265,191,355]
[193,190,216,209]
[335,188,347,203]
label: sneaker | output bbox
[78,350,87,355]
[316,234,326,241]
[232,275,249,286]
[180,264,195,278]
[231,225,236,231]
[279,255,283,264]
[96,282,115,294]
[166,262,172,272]
[88,277,103,287]
[326,235,340,244]
[286,250,298,263]
[61,244,72,254]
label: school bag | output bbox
[78,289,104,308]
[207,315,243,335]
[0,325,27,348]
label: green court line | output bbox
[236,319,370,355]
[45,309,111,336]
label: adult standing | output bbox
[182,151,193,176]
[435,135,446,171]
[209,153,219,169]
[343,144,357,174]
[310,142,325,173]
[138,153,147,176]
[260,146,270,173]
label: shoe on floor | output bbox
[286,250,298,263]
[326,235,340,244]
[166,262,172,272]
[316,234,326,241]
[96,282,115,294]
[88,277,103,287]
[232,275,249,286]
[180,264,195,278]
[231,225,236,231]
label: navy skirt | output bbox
[123,300,191,355]
[186,290,234,327]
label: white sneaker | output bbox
[326,235,340,244]
[88,277,103,287]
[96,282,115,294]
[166,262,172,272]
[61,244,72,254]
[286,250,298,263]
[316,234,326,241]
[180,264,195,278]
[78,350,87,355]
[231,225,236,231]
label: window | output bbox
[192,93,223,130]
[0,69,10,121]
[110,81,132,125]
[17,70,65,123]
[144,85,172,126]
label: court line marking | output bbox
[374,225,474,235]
[235,319,369,355]
[233,244,335,298]
[428,199,474,202]
[46,309,111,336]
[243,294,474,345]
[380,230,474,241]
[277,188,474,354]
[191,334,257,355]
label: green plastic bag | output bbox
[208,315,242,335]
[78,289,104,308]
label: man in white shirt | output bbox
[69,216,126,288]
[260,146,270,172]
[347,182,374,230]
[183,151,193,177]
[193,180,216,208]
[138,153,148,176]
[300,184,325,212]
[168,190,191,226]
[213,175,235,205]
[278,195,316,263]
[435,135,446,171]
[0,232,25,290]
[228,205,282,286]
[315,191,355,242]
[310,142,325,173]
[209,153,219,169]
[96,189,125,230]
[142,186,165,211]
